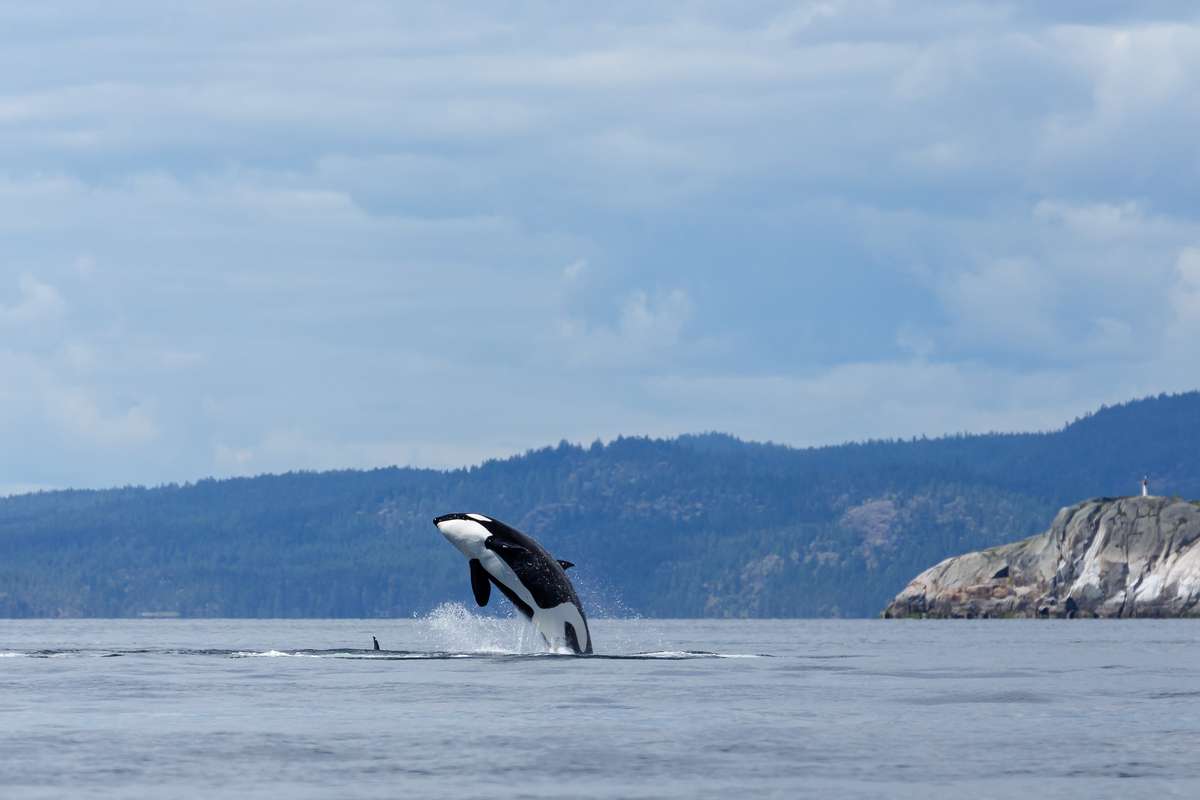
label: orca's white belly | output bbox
[532,601,589,653]
[479,550,588,652]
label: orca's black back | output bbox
[481,518,583,611]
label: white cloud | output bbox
[562,259,587,282]
[765,1,842,40]
[559,288,694,368]
[1032,199,1190,244]
[0,273,65,326]
[1168,247,1200,342]
[1034,199,1139,239]
[1,3,1199,489]
[44,388,158,447]
[939,260,1057,353]
[1038,22,1200,180]
[619,289,692,347]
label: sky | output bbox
[2,1,1200,492]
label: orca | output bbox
[433,512,592,655]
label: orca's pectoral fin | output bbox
[557,559,575,570]
[469,559,491,607]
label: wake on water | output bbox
[1,604,766,660]
[226,604,762,659]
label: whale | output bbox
[433,512,592,654]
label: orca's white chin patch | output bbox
[435,518,491,558]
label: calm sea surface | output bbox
[2,610,1199,798]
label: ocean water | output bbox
[2,609,1199,799]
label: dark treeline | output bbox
[1,392,1198,618]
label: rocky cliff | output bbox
[882,496,1200,618]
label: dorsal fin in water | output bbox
[557,560,575,570]
[469,559,491,606]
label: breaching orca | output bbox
[433,513,592,654]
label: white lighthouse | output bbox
[1141,476,1150,497]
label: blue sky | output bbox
[2,1,1199,491]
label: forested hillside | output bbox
[1,392,1197,618]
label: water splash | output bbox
[414,602,546,655]
[572,572,639,621]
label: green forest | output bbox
[1,392,1197,619]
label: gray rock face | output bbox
[882,496,1200,618]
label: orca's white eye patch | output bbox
[466,513,492,522]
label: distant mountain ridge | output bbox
[1,392,1198,618]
